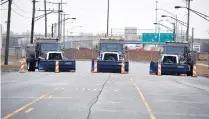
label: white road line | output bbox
[114,89,118,92]
[147,92,203,96]
[155,100,209,104]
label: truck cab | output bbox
[150,41,196,76]
[98,52,122,61]
[92,38,129,73]
[46,51,64,60]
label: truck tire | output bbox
[27,61,36,72]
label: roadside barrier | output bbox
[93,59,97,73]
[157,61,161,76]
[19,58,26,73]
[55,60,60,73]
[121,58,125,74]
[192,64,197,77]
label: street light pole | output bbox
[186,0,191,42]
[106,0,109,37]
[173,23,176,41]
[157,8,178,41]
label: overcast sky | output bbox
[1,0,209,38]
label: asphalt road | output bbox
[1,61,209,119]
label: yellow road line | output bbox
[2,89,57,119]
[1,95,46,119]
[130,78,156,119]
[25,108,34,113]
[47,95,53,99]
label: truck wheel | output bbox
[27,61,36,72]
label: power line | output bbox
[11,8,31,18]
[1,0,8,5]
[12,1,31,13]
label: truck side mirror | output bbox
[159,49,162,54]
[125,46,128,52]
[95,45,98,51]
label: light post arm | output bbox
[154,23,173,32]
[175,6,209,22]
[162,15,187,27]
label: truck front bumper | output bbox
[39,60,76,72]
[91,59,129,73]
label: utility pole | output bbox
[62,14,70,48]
[155,0,158,34]
[51,23,54,37]
[49,1,66,40]
[155,0,159,46]
[58,3,61,40]
[191,27,194,52]
[4,0,12,65]
[173,23,176,41]
[44,0,47,37]
[186,0,191,41]
[106,0,109,37]
[60,0,63,41]
[30,0,38,44]
[37,3,55,38]
[175,15,178,41]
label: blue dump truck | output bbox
[25,37,76,72]
[91,38,129,73]
[149,41,197,76]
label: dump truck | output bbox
[25,37,76,72]
[91,38,129,73]
[149,41,197,76]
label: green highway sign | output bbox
[142,33,174,43]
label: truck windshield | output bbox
[100,43,122,52]
[163,46,185,55]
[41,43,61,51]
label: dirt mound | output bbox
[64,48,160,62]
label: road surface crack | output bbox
[86,74,111,119]
[172,78,209,94]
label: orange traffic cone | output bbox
[55,60,60,73]
[192,64,197,77]
[121,58,126,74]
[93,60,97,73]
[19,58,26,73]
[157,62,161,76]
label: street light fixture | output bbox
[161,15,187,27]
[156,8,178,41]
[153,23,173,32]
[175,5,209,20]
[174,6,182,9]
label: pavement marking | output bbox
[147,92,201,96]
[2,89,58,119]
[24,108,34,113]
[156,99,209,104]
[47,95,53,99]
[130,78,156,119]
[1,95,46,119]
